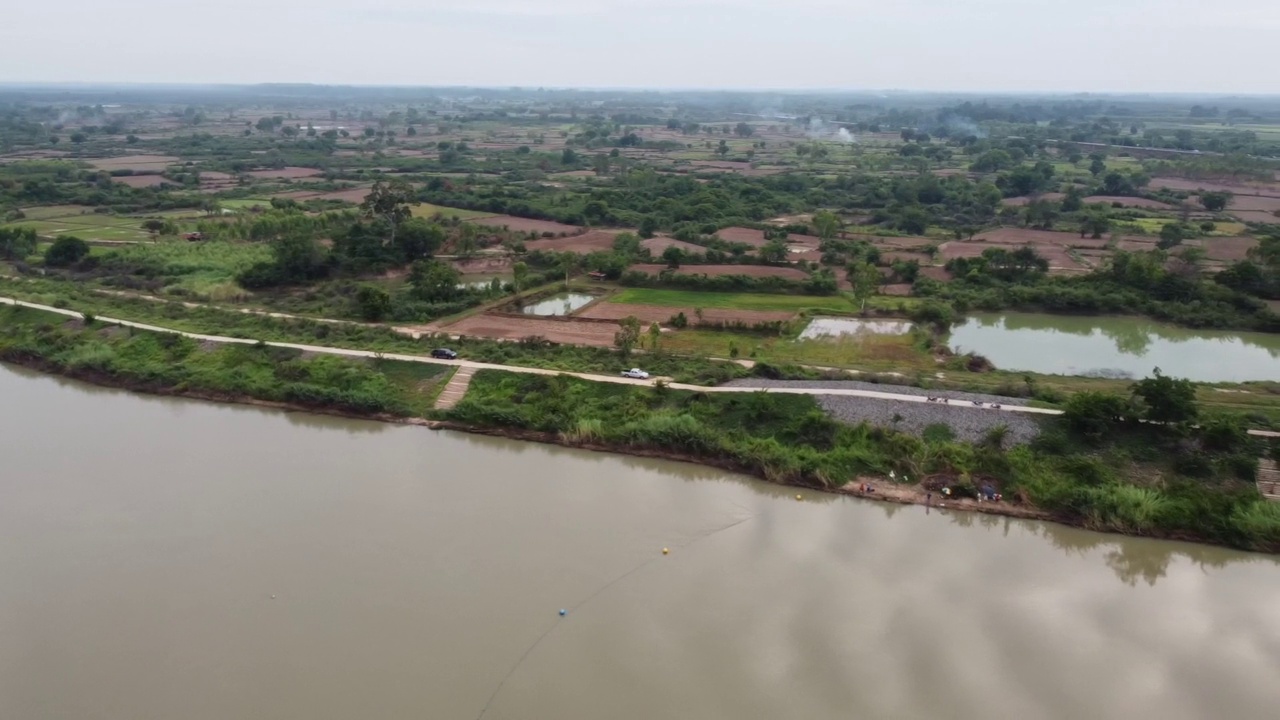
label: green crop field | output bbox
[410,203,493,220]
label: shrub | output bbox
[44,236,91,268]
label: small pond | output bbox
[799,318,914,340]
[520,292,596,316]
[949,312,1280,382]
[456,274,512,290]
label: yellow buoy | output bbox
[662,548,670,555]
[795,494,803,501]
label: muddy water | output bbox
[799,317,914,339]
[2,363,1279,720]
[950,312,1280,382]
[519,291,595,316]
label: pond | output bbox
[949,312,1280,382]
[457,274,512,290]
[520,291,596,316]
[799,317,914,340]
[4,363,1279,720]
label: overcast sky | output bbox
[4,0,1278,93]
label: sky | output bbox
[4,0,1279,93]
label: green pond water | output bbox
[950,312,1280,382]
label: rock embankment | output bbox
[724,379,1043,445]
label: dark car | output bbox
[431,348,458,360]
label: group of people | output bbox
[924,396,1001,409]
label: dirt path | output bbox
[8,295,1280,436]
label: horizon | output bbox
[4,0,1278,94]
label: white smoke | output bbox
[805,117,857,144]
[941,115,987,139]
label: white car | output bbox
[621,368,650,380]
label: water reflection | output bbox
[519,292,596,316]
[953,312,1280,382]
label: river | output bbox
[950,312,1280,382]
[2,363,1279,720]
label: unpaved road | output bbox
[8,296,1280,436]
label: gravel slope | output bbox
[724,379,1041,445]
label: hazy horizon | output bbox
[4,0,1278,93]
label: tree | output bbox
[0,227,38,260]
[716,139,729,157]
[408,259,461,302]
[638,216,658,239]
[846,261,881,312]
[70,132,87,144]
[355,285,392,321]
[44,236,90,267]
[394,218,445,263]
[1063,391,1133,439]
[1157,222,1186,250]
[1131,368,1198,425]
[813,210,841,241]
[1201,191,1232,212]
[760,239,788,263]
[1061,185,1084,212]
[561,148,579,166]
[647,322,662,352]
[1089,155,1107,176]
[512,261,529,293]
[1080,211,1110,239]
[360,179,414,248]
[661,245,684,269]
[734,122,754,137]
[614,315,642,359]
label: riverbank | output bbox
[5,350,1277,552]
[3,302,1277,554]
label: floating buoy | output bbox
[795,494,803,501]
[559,609,567,617]
[270,595,276,600]
[662,548,670,555]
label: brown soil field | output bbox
[918,266,951,281]
[268,190,324,200]
[548,170,596,178]
[939,241,1088,272]
[715,226,821,248]
[1187,236,1258,262]
[526,230,619,253]
[974,227,1110,249]
[112,175,176,188]
[87,155,178,172]
[640,237,706,255]
[1001,193,1065,207]
[1149,177,1280,198]
[1084,196,1175,209]
[1221,195,1280,213]
[880,251,934,265]
[864,235,935,250]
[1116,238,1158,251]
[245,167,324,180]
[628,264,810,280]
[1228,210,1280,224]
[315,187,371,203]
[578,303,795,325]
[880,283,914,296]
[466,216,582,234]
[199,171,234,181]
[451,256,513,274]
[443,314,619,347]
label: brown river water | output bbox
[2,363,1279,720]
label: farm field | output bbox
[410,203,493,220]
[608,288,863,313]
[627,264,811,279]
[465,215,581,234]
[526,230,619,253]
[441,313,621,346]
[576,302,796,325]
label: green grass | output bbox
[410,203,493,220]
[217,198,275,210]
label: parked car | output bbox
[431,348,458,360]
[621,368,649,379]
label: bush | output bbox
[44,236,91,268]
